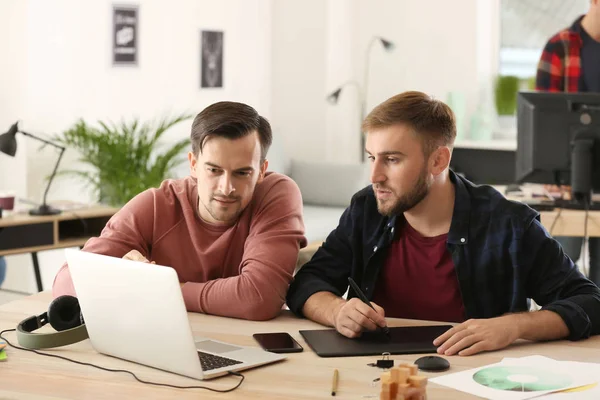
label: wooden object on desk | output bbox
[380,366,427,400]
[1,292,600,399]
[0,205,118,291]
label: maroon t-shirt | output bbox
[372,220,465,323]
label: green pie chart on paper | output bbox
[473,366,573,392]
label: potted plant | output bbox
[53,114,192,206]
[494,75,520,136]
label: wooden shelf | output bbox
[0,205,118,292]
[0,205,117,256]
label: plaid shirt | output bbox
[536,16,584,92]
[286,170,600,340]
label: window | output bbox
[500,0,589,78]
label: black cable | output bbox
[0,329,244,392]
[548,206,563,236]
[583,199,590,278]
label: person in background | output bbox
[0,256,6,287]
[286,91,600,356]
[53,101,306,320]
[536,0,600,285]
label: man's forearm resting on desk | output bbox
[434,310,570,356]
[302,291,345,327]
[122,249,293,321]
[179,269,293,321]
[54,253,296,322]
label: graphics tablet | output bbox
[300,325,452,357]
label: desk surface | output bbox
[1,293,600,399]
[539,209,600,237]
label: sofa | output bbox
[267,139,370,266]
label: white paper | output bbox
[501,355,600,399]
[430,356,596,400]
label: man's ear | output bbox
[188,152,198,178]
[430,146,451,176]
[257,159,269,184]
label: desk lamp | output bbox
[326,36,395,162]
[0,122,65,215]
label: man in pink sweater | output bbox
[53,101,307,321]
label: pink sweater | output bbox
[52,173,307,320]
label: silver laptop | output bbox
[65,249,286,380]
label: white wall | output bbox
[349,0,480,147]
[272,0,484,164]
[0,0,28,199]
[0,0,273,293]
[24,0,273,203]
[0,0,31,294]
[270,0,328,165]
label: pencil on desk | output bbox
[331,368,339,396]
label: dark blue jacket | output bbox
[286,171,600,340]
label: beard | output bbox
[199,194,242,223]
[375,167,430,217]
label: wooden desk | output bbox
[0,206,118,291]
[1,293,599,399]
[540,209,600,237]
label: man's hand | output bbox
[332,298,387,338]
[124,250,186,288]
[122,250,155,264]
[433,315,520,356]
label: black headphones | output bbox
[16,295,89,349]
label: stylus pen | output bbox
[347,277,391,338]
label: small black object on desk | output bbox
[414,355,450,372]
[368,352,394,369]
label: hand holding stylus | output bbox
[347,278,391,338]
[329,278,389,339]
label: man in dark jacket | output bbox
[286,91,600,356]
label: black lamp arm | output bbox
[18,129,66,208]
[18,130,65,151]
[42,147,66,208]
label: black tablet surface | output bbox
[299,325,452,357]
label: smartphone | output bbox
[253,332,303,353]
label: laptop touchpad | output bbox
[196,340,241,354]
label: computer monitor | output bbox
[516,91,600,204]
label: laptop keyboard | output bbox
[198,351,243,371]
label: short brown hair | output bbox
[362,91,456,156]
[191,101,272,161]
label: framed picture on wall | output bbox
[113,5,138,65]
[201,30,224,88]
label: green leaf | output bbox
[495,75,521,116]
[53,113,193,206]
